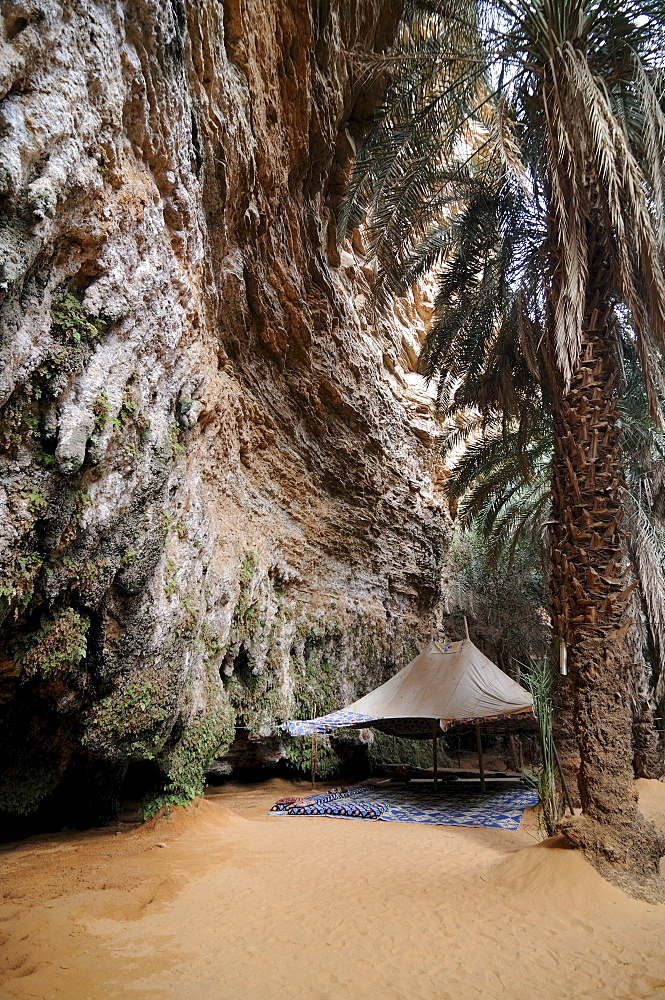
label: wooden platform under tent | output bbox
[373,764,527,786]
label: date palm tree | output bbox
[342,0,665,897]
[440,382,665,780]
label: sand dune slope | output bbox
[2,779,665,1000]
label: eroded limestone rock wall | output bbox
[0,0,450,824]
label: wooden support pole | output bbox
[475,721,485,793]
[432,720,439,790]
[463,615,470,641]
[311,704,317,791]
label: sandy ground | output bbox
[2,778,665,1000]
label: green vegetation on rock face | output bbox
[282,730,454,781]
[225,608,357,734]
[18,608,89,679]
[279,623,441,781]
[368,732,452,771]
[145,674,236,818]
[291,621,344,718]
[283,734,340,780]
[0,379,43,454]
[239,549,259,585]
[89,673,175,761]
[0,289,109,458]
[231,549,261,640]
[168,423,185,454]
[1,605,89,816]
[220,551,285,730]
[224,666,284,733]
[0,532,433,821]
[199,621,225,662]
[0,289,110,462]
[0,551,43,619]
[50,291,106,344]
[220,563,435,782]
[0,754,67,816]
[92,392,111,439]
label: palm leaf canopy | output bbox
[342,0,665,416]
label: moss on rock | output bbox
[145,667,235,817]
[18,607,89,679]
[282,733,340,780]
[87,673,175,761]
[0,753,67,815]
[229,549,261,642]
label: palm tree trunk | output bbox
[549,219,665,900]
[628,604,664,780]
[552,676,580,806]
[552,524,662,792]
[555,608,662,795]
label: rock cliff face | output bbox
[0,0,450,824]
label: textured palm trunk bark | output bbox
[554,609,662,802]
[628,606,664,780]
[552,677,581,807]
[549,220,665,900]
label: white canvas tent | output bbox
[285,638,537,789]
[286,638,535,739]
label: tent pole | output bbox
[475,721,485,793]
[311,733,317,790]
[311,705,317,791]
[463,615,470,641]
[432,720,438,790]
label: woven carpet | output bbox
[270,784,538,830]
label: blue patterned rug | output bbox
[270,784,538,830]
